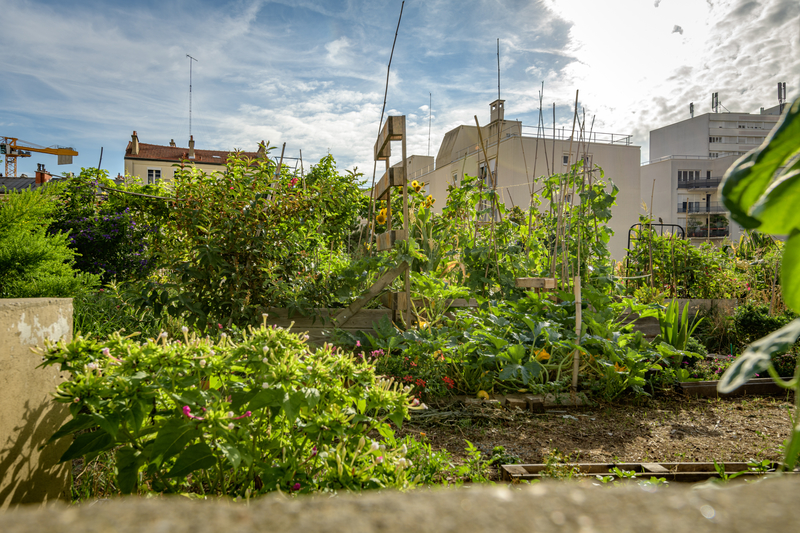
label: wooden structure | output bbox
[334,116,411,327]
[501,461,788,483]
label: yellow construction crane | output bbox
[0,137,78,177]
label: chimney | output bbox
[490,99,505,123]
[35,163,52,184]
[131,131,140,155]
[188,135,195,159]
[170,139,176,147]
[257,140,266,157]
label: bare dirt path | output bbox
[399,393,795,475]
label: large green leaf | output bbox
[249,387,287,411]
[718,318,800,394]
[116,447,142,495]
[750,165,800,235]
[59,429,115,463]
[47,414,96,444]
[166,442,216,478]
[782,231,800,313]
[150,424,202,468]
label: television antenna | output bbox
[187,54,198,138]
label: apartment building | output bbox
[642,104,783,242]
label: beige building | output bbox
[124,131,262,183]
[641,104,783,243]
[410,100,642,259]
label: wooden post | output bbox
[401,116,411,327]
[572,274,581,391]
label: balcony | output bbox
[687,227,730,238]
[677,202,727,214]
[677,178,721,190]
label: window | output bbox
[709,153,719,158]
[452,172,459,186]
[562,154,569,166]
[709,136,722,143]
[678,170,701,181]
[147,168,161,184]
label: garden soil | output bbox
[399,392,795,479]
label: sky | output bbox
[1,0,798,181]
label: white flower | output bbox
[220,332,227,339]
[303,334,310,341]
[227,422,235,431]
[262,382,269,389]
[159,331,168,339]
[319,451,328,460]
[379,444,386,451]
[370,442,380,452]
[101,348,110,357]
[87,362,98,370]
[181,326,189,334]
[227,411,235,418]
[199,359,207,367]
[307,366,313,372]
[262,358,269,364]
[263,345,269,354]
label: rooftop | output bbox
[125,142,261,164]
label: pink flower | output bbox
[292,482,301,491]
[183,406,205,421]
[356,341,361,348]
[289,178,299,187]
[232,411,252,420]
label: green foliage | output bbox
[125,151,369,331]
[718,98,800,471]
[49,168,167,283]
[39,323,430,496]
[653,300,703,353]
[733,303,796,347]
[0,184,99,298]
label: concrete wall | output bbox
[0,298,73,509]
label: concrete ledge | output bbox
[0,298,73,509]
[1,477,799,532]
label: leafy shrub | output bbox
[0,184,98,298]
[733,303,795,347]
[49,169,165,283]
[40,322,426,496]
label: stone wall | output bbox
[0,298,73,509]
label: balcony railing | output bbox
[677,202,727,214]
[687,227,730,238]
[677,178,722,190]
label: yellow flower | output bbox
[477,390,490,399]
[379,207,387,216]
[614,362,627,373]
[535,349,550,361]
[411,180,420,189]
[376,213,387,225]
[426,195,435,204]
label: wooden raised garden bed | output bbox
[678,378,786,398]
[500,461,787,483]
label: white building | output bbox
[641,104,783,242]
[407,100,642,259]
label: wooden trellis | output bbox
[334,116,411,327]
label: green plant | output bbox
[39,320,428,497]
[457,441,492,484]
[654,300,703,353]
[718,96,800,472]
[0,183,99,298]
[539,450,582,480]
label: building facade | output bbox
[642,105,783,243]
[124,131,262,183]
[409,100,642,259]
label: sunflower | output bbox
[411,180,422,193]
[376,212,387,225]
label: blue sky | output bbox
[1,0,798,179]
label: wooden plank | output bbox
[374,167,406,201]
[381,291,408,311]
[377,229,407,251]
[374,116,405,161]
[333,262,408,326]
[500,462,786,482]
[265,308,393,330]
[515,277,557,289]
[642,463,670,474]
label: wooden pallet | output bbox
[500,461,786,483]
